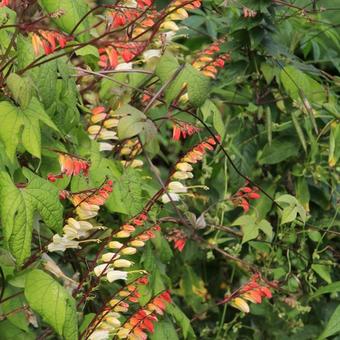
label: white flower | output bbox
[88,329,110,340]
[176,162,193,172]
[113,259,133,268]
[47,235,80,252]
[101,252,120,262]
[172,171,193,180]
[168,181,188,193]
[106,270,128,283]
[99,130,118,140]
[115,62,133,70]
[143,49,161,60]
[94,264,111,277]
[94,264,128,283]
[99,142,114,152]
[76,203,100,220]
[161,192,180,204]
[63,218,96,240]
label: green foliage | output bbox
[0,0,338,339]
[24,269,78,339]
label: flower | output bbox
[88,329,110,340]
[231,184,260,212]
[161,192,180,204]
[31,30,68,56]
[230,297,250,313]
[0,0,10,7]
[107,270,128,283]
[172,122,200,140]
[63,218,98,240]
[47,234,80,252]
[168,181,188,193]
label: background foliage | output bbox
[0,0,339,339]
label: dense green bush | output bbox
[0,0,339,339]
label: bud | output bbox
[108,241,124,249]
[113,259,133,268]
[101,252,120,262]
[230,297,250,313]
[91,113,107,123]
[176,162,193,172]
[88,125,101,135]
[114,230,131,238]
[121,247,137,255]
[104,118,119,128]
[129,240,145,247]
[105,317,121,328]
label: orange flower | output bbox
[31,30,68,56]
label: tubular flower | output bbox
[172,121,201,141]
[221,274,273,313]
[167,229,187,252]
[118,291,171,339]
[87,105,143,167]
[107,9,139,29]
[31,30,68,56]
[192,41,231,79]
[231,184,260,212]
[161,136,220,204]
[47,152,90,182]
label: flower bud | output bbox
[104,118,119,128]
[129,240,145,247]
[88,125,101,135]
[105,317,121,328]
[108,241,124,249]
[101,252,120,262]
[121,247,137,255]
[91,113,107,123]
[176,162,193,172]
[113,259,133,268]
[114,230,131,238]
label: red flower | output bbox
[0,0,10,7]
[172,121,200,141]
[232,185,260,212]
[98,46,118,69]
[31,31,68,56]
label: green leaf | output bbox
[276,194,306,224]
[312,264,332,284]
[259,139,299,165]
[185,64,210,107]
[25,269,78,339]
[0,98,59,160]
[39,0,91,37]
[0,169,63,265]
[311,282,340,299]
[150,320,179,340]
[117,105,147,140]
[317,305,340,339]
[6,73,32,109]
[166,303,196,339]
[0,101,23,161]
[232,216,272,243]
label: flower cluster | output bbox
[192,41,231,79]
[231,184,260,212]
[88,106,143,168]
[32,30,68,56]
[47,152,90,182]
[166,228,187,252]
[161,136,220,204]
[98,42,146,69]
[117,291,171,339]
[88,276,149,339]
[223,274,273,313]
[93,214,160,284]
[172,121,201,141]
[48,181,113,252]
[243,7,257,18]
